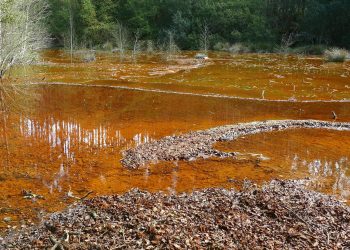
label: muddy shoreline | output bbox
[1,180,349,249]
[122,120,350,169]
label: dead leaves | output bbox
[121,120,350,169]
[2,180,350,249]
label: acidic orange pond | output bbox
[1,50,350,230]
[29,50,350,101]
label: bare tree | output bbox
[280,32,297,53]
[0,0,49,163]
[200,22,210,53]
[146,40,155,53]
[132,29,141,60]
[68,0,74,63]
[0,0,49,108]
[113,21,129,59]
[166,30,180,59]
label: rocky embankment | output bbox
[1,180,349,249]
[122,120,350,169]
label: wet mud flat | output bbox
[1,180,349,249]
[122,119,350,169]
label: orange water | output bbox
[31,50,350,101]
[215,129,350,200]
[1,50,350,230]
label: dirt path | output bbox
[122,120,350,169]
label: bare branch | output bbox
[0,0,49,111]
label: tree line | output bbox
[46,0,350,52]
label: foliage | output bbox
[291,44,327,55]
[47,0,350,51]
[229,43,250,54]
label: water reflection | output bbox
[291,155,350,200]
[133,133,151,147]
[1,49,350,228]
[43,163,66,193]
[19,116,129,161]
[216,128,350,202]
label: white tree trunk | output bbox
[132,30,140,59]
[201,23,210,53]
[69,0,74,63]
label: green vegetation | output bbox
[47,0,350,53]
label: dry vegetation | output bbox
[122,120,350,169]
[324,48,349,62]
[1,180,349,249]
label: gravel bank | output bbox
[1,180,349,249]
[122,120,350,169]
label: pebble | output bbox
[3,217,11,223]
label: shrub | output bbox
[213,42,230,51]
[74,50,96,63]
[247,42,275,53]
[229,43,250,54]
[145,40,155,53]
[324,48,349,62]
[102,41,114,51]
[213,42,250,54]
[292,45,327,55]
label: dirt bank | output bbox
[122,120,350,169]
[1,180,349,249]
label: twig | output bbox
[49,230,69,250]
[80,191,94,200]
[279,204,315,236]
[67,189,93,201]
[332,111,337,120]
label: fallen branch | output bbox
[67,189,94,201]
[49,230,69,250]
[21,190,44,200]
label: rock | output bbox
[194,53,209,60]
[3,217,11,223]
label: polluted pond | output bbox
[1,51,350,248]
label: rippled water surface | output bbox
[1,50,350,229]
